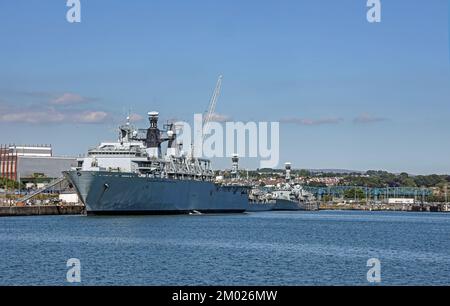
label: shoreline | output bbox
[318,203,449,212]
[0,205,85,217]
[0,204,448,217]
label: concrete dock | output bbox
[318,202,450,212]
[0,205,85,217]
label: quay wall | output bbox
[0,205,85,217]
[318,202,450,212]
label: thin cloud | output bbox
[206,112,231,123]
[72,111,110,124]
[0,109,65,124]
[50,93,92,106]
[0,89,54,99]
[280,117,344,126]
[353,113,388,124]
[0,89,106,124]
[129,113,144,122]
[4,90,96,106]
[0,104,110,124]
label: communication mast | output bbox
[231,154,240,180]
[285,162,292,182]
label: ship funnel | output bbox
[146,111,161,158]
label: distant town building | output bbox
[388,198,415,205]
[0,144,76,182]
[301,176,342,186]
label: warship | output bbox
[248,185,317,211]
[247,163,318,211]
[64,112,250,215]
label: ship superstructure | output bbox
[78,113,213,180]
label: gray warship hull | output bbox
[247,200,305,212]
[272,199,304,211]
[247,202,275,212]
[64,171,249,215]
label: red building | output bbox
[0,145,18,181]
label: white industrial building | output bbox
[0,145,77,183]
[388,198,415,205]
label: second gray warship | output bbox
[248,163,318,211]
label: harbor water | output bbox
[0,211,449,285]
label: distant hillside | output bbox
[254,168,363,174]
[307,169,365,174]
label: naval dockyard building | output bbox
[0,145,77,184]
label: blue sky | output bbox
[0,0,449,174]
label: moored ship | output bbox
[64,112,249,215]
[247,162,319,212]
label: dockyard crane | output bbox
[187,75,223,158]
[203,75,223,132]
